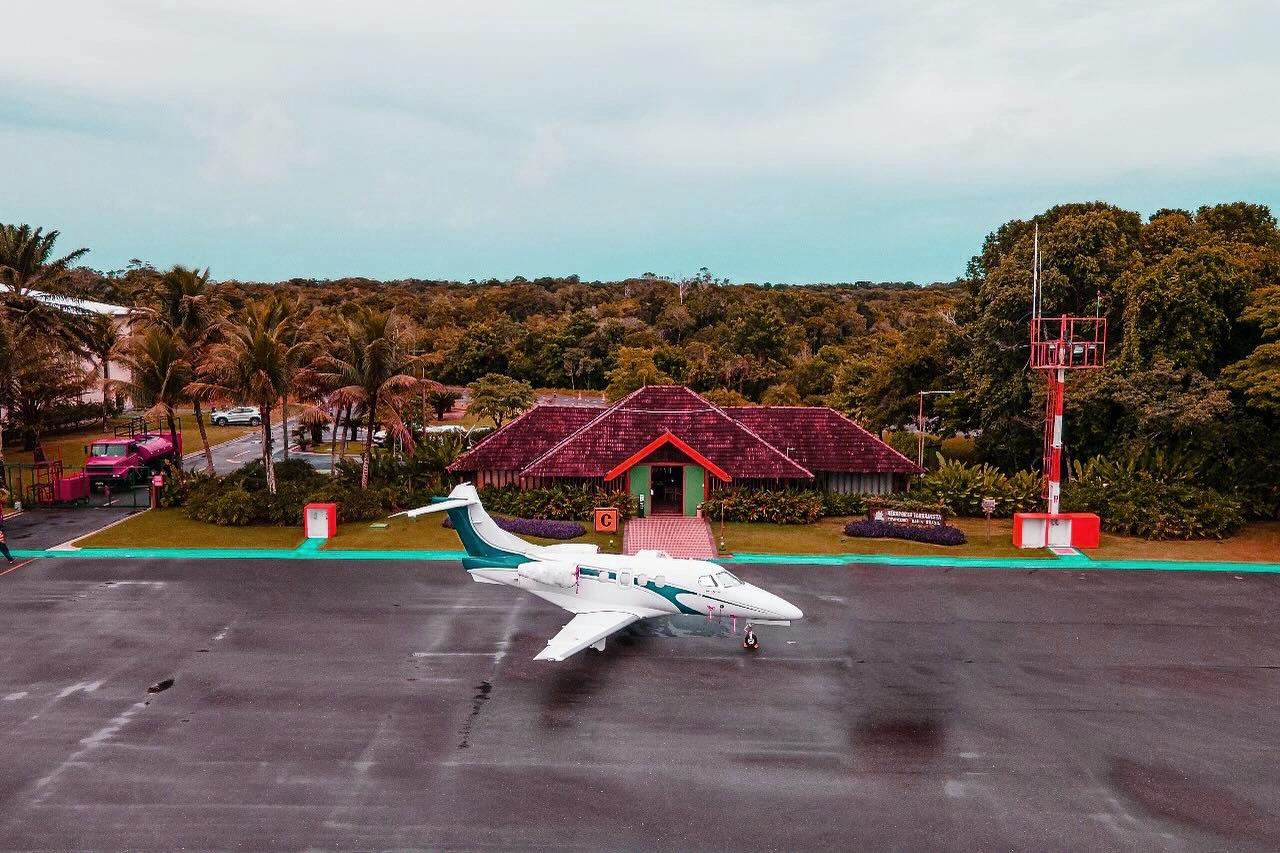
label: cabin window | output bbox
[598,571,611,582]
[619,572,631,586]
[654,575,666,588]
[637,574,649,586]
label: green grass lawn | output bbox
[74,509,304,549]
[718,516,1280,563]
[1092,521,1280,562]
[324,514,624,553]
[70,507,1280,564]
[716,516,1053,560]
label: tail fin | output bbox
[398,483,532,564]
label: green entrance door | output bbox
[683,465,705,516]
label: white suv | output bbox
[210,406,262,426]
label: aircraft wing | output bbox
[533,611,641,662]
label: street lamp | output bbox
[916,390,955,469]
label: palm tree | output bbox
[109,328,189,473]
[0,224,93,484]
[258,293,315,462]
[140,265,223,474]
[0,224,91,298]
[192,301,308,494]
[85,315,122,432]
[317,307,421,488]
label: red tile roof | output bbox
[723,406,921,474]
[449,385,922,479]
[449,405,599,473]
[522,385,813,480]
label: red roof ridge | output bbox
[603,430,732,482]
[695,392,813,478]
[826,406,923,473]
[450,402,586,470]
[517,385,655,475]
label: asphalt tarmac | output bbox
[0,556,1276,851]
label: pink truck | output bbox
[83,418,183,490]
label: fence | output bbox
[3,462,151,509]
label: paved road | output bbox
[2,507,141,550]
[184,420,346,476]
[0,558,1276,850]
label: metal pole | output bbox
[1047,366,1065,515]
[917,392,925,469]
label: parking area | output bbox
[0,556,1277,850]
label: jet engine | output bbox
[516,561,578,588]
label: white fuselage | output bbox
[470,551,802,623]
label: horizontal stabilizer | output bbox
[394,497,476,518]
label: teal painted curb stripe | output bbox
[723,552,1280,573]
[11,547,468,562]
[9,546,1280,574]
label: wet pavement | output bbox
[0,557,1276,850]
[2,507,141,551]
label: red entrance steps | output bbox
[623,516,718,559]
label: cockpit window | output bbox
[697,575,716,588]
[714,571,742,588]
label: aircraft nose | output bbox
[776,599,803,621]
[757,589,803,621]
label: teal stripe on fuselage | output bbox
[576,565,701,615]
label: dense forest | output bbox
[4,200,1279,526]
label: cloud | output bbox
[1,0,1278,281]
[194,104,300,183]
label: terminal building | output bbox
[448,385,921,516]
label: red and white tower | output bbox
[1013,227,1107,549]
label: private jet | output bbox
[400,484,803,661]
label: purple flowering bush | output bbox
[443,515,587,540]
[843,519,967,546]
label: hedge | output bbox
[477,484,635,521]
[165,459,397,526]
[843,519,967,546]
[700,488,824,524]
[1062,456,1244,540]
[444,515,586,540]
[910,458,1041,517]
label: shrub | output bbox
[444,515,586,540]
[156,461,215,509]
[911,458,1040,518]
[843,519,967,546]
[478,484,636,521]
[305,481,395,522]
[866,495,950,515]
[186,484,257,526]
[701,488,824,524]
[1063,455,1244,540]
[820,491,868,517]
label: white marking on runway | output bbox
[57,680,103,699]
[30,701,149,803]
[4,691,28,701]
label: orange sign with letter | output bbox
[593,507,619,533]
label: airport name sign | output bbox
[868,507,946,528]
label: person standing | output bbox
[0,515,13,564]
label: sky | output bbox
[3,1,1279,284]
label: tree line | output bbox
[2,200,1277,518]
